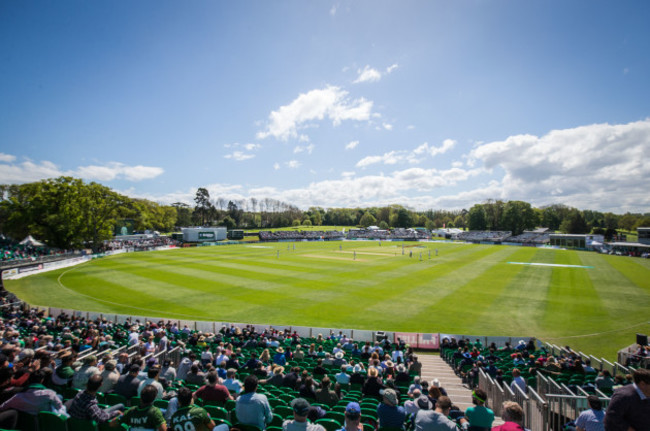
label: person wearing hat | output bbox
[377,388,406,429]
[333,351,347,367]
[404,389,424,415]
[72,355,100,390]
[463,388,494,430]
[273,347,287,366]
[340,402,363,431]
[282,398,326,431]
[362,367,384,397]
[224,368,243,394]
[98,359,120,394]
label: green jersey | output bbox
[121,404,166,430]
[170,405,213,431]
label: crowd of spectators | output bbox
[259,231,345,241]
[0,237,66,264]
[0,295,511,430]
[346,229,430,241]
[456,231,514,243]
[505,231,551,245]
[103,236,179,252]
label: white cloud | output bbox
[223,143,261,161]
[293,144,315,154]
[273,163,280,170]
[466,119,650,211]
[383,123,393,131]
[0,159,164,184]
[298,134,310,143]
[357,139,456,168]
[224,151,255,161]
[341,171,355,178]
[329,3,338,16]
[407,125,415,130]
[353,65,382,84]
[353,63,399,84]
[0,153,16,163]
[286,160,301,169]
[256,86,374,141]
[345,140,359,150]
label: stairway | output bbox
[418,353,504,425]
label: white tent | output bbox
[19,235,46,247]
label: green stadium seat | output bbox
[67,416,98,431]
[315,418,343,431]
[38,411,67,431]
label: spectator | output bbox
[72,355,100,389]
[404,390,431,415]
[160,359,177,383]
[282,398,326,431]
[510,369,526,393]
[315,376,339,408]
[336,365,350,385]
[0,369,65,415]
[169,387,219,431]
[138,365,165,400]
[362,367,384,397]
[491,401,525,431]
[194,371,232,404]
[112,384,167,430]
[574,395,604,431]
[114,364,142,400]
[377,388,406,429]
[464,388,494,430]
[236,375,273,430]
[414,396,466,431]
[185,364,207,386]
[341,402,363,431]
[68,374,123,423]
[98,359,120,394]
[604,368,650,431]
[593,370,614,391]
[224,368,243,394]
[299,376,317,400]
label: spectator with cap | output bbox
[491,401,525,431]
[404,390,432,415]
[114,364,142,399]
[377,388,406,429]
[68,374,123,423]
[414,396,466,431]
[236,375,273,429]
[282,398,326,431]
[273,347,287,366]
[338,402,363,431]
[464,388,494,430]
[573,395,604,431]
[224,368,243,394]
[362,366,384,397]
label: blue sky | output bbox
[1,1,649,212]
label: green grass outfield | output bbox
[6,241,650,360]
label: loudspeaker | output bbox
[636,333,648,346]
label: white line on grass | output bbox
[508,262,594,269]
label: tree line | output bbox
[0,177,648,250]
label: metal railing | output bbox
[544,394,610,431]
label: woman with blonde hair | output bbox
[259,348,270,363]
